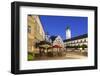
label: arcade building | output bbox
[64,27,88,52]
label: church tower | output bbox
[66,26,71,39]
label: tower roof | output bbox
[50,36,57,42]
[66,26,70,30]
[64,33,87,42]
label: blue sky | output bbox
[39,15,88,40]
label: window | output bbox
[81,40,82,43]
[84,39,86,42]
[28,26,31,33]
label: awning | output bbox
[36,41,51,49]
[53,45,62,48]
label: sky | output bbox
[39,15,88,40]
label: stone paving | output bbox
[33,51,87,61]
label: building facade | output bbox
[28,15,45,53]
[64,34,88,51]
[50,35,65,52]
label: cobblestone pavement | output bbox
[33,51,87,61]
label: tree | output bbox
[77,45,81,48]
[81,44,87,50]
